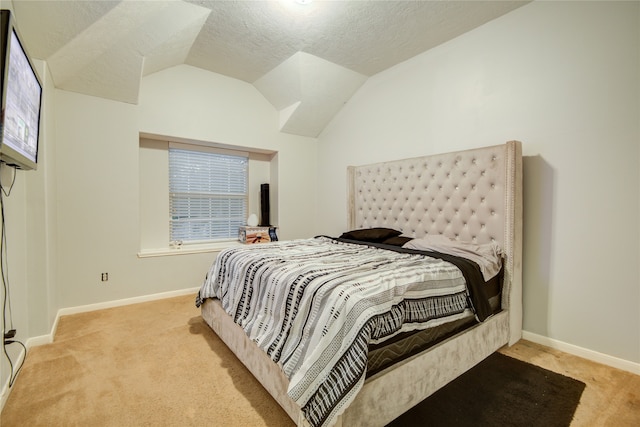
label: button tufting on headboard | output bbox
[348,143,511,248]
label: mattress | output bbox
[366,268,502,377]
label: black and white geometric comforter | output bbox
[196,236,491,427]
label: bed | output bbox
[197,140,523,427]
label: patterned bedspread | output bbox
[196,236,491,427]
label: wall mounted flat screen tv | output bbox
[0,9,42,170]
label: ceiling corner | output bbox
[254,52,367,137]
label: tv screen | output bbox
[0,9,42,170]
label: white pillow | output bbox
[403,235,503,281]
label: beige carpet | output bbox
[1,294,293,427]
[2,294,639,426]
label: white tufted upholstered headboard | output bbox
[347,141,523,344]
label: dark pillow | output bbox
[381,236,413,246]
[339,227,402,243]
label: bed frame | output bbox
[201,141,523,426]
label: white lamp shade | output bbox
[247,214,259,226]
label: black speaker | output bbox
[260,183,270,226]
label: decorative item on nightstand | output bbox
[247,213,259,227]
[238,226,278,244]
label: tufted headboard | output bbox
[347,141,523,344]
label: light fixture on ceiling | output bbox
[276,0,316,16]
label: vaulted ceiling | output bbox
[11,0,530,137]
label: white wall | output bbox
[317,1,639,363]
[138,65,319,240]
[50,65,317,310]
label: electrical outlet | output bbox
[101,272,109,282]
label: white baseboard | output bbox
[522,330,640,375]
[57,287,200,317]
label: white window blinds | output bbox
[169,145,248,243]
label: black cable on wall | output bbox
[1,162,25,388]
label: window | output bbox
[169,144,248,243]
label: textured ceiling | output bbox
[10,0,530,137]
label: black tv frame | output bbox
[0,9,42,171]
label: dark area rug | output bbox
[387,352,586,427]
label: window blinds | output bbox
[169,146,248,243]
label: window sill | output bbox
[137,241,241,258]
